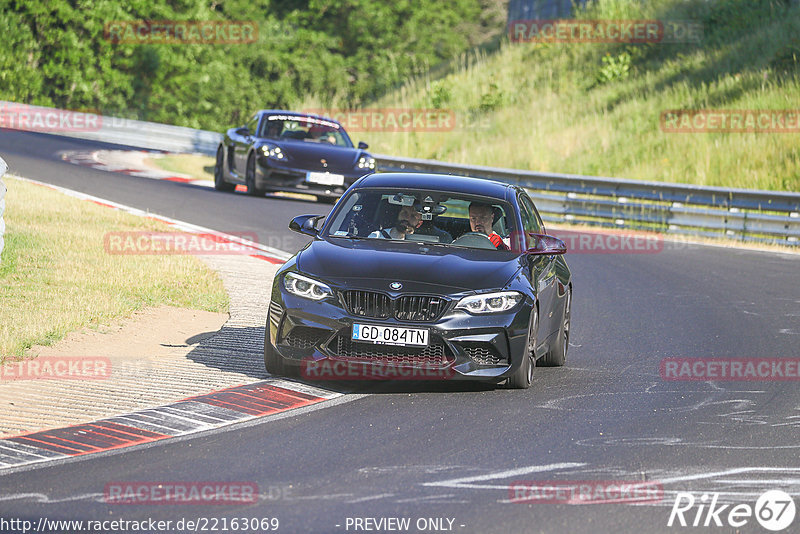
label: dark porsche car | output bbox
[214,110,376,199]
[265,173,572,389]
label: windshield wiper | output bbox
[328,232,368,240]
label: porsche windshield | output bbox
[325,189,516,251]
[259,114,353,147]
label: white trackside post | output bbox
[0,156,7,259]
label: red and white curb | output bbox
[59,149,239,190]
[0,381,338,469]
[0,176,348,471]
[11,175,290,263]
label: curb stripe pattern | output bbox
[0,382,326,469]
[0,176,339,471]
[59,150,215,188]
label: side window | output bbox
[519,193,543,248]
[245,115,259,135]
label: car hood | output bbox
[296,238,521,293]
[264,140,363,170]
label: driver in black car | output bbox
[369,203,424,239]
[469,202,509,250]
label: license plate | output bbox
[352,324,429,347]
[306,172,344,186]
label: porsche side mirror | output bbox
[358,141,369,149]
[289,215,325,237]
[525,233,567,255]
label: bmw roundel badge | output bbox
[389,282,403,290]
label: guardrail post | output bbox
[0,156,6,258]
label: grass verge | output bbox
[298,0,800,192]
[0,176,229,362]
[146,153,215,181]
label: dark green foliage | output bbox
[0,0,499,131]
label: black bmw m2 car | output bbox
[214,110,375,199]
[265,173,572,389]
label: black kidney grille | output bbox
[395,296,448,321]
[342,290,392,319]
[341,291,448,322]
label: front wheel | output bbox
[264,322,282,377]
[246,154,266,197]
[507,308,537,389]
[214,146,235,192]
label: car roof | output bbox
[357,173,514,200]
[256,110,342,127]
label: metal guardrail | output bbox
[1,101,797,245]
[0,101,222,154]
[0,156,7,258]
[375,154,800,246]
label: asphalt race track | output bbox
[1,129,799,533]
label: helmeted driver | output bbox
[469,201,509,250]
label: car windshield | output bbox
[259,114,353,147]
[325,188,517,251]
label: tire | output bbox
[540,288,571,367]
[263,321,299,378]
[263,321,284,377]
[507,307,537,389]
[214,146,235,192]
[246,154,266,197]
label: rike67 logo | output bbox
[668,490,796,531]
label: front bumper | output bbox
[255,159,367,198]
[267,290,533,382]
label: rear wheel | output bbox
[507,308,537,389]
[541,288,571,367]
[214,146,235,192]
[246,154,266,196]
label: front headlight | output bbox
[283,272,332,300]
[357,156,376,170]
[261,145,284,159]
[455,291,523,314]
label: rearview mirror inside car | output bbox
[289,215,325,237]
[525,233,567,255]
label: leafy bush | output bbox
[596,52,631,85]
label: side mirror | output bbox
[357,141,369,150]
[235,127,250,136]
[525,233,567,255]
[289,214,325,237]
